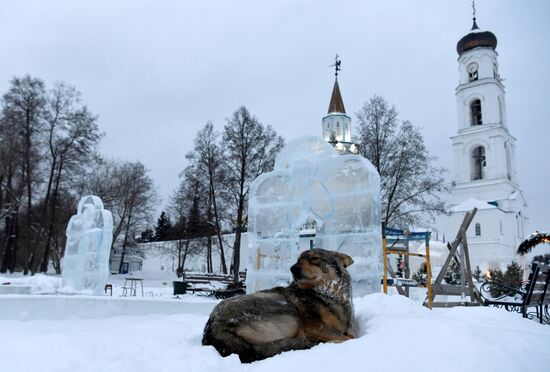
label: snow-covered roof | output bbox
[450,198,497,213]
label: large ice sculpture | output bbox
[246,136,381,296]
[62,195,113,295]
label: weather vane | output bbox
[330,54,341,77]
[472,1,476,20]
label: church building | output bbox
[437,13,528,271]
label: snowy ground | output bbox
[1,276,549,372]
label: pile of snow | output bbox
[1,293,549,372]
[0,273,61,293]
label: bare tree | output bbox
[169,176,208,274]
[113,162,158,274]
[84,159,158,273]
[33,82,102,273]
[0,112,26,272]
[0,76,46,273]
[222,106,284,282]
[184,122,228,273]
[354,96,448,227]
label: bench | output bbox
[480,263,550,324]
[177,272,246,297]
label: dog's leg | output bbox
[235,315,299,344]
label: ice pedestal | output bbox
[246,136,381,296]
[61,195,113,295]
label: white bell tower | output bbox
[439,11,528,271]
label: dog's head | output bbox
[290,249,353,294]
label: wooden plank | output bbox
[386,264,406,296]
[529,293,546,304]
[386,250,426,258]
[429,208,478,304]
[532,282,549,291]
[433,209,475,287]
[461,233,483,304]
[446,242,460,266]
[432,283,471,296]
[431,301,480,308]
[405,239,410,297]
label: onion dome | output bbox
[456,18,497,56]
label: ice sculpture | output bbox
[61,195,113,294]
[246,136,381,296]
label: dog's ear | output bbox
[337,253,354,268]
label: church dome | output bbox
[456,19,497,56]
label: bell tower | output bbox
[439,6,528,271]
[451,11,521,205]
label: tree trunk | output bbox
[1,214,18,273]
[177,239,182,276]
[210,177,227,274]
[24,108,35,275]
[39,160,63,273]
[232,193,245,283]
[207,235,213,273]
[206,201,213,273]
[52,238,62,274]
[181,239,190,276]
[118,214,132,274]
[33,155,56,270]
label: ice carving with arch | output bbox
[246,136,381,296]
[62,195,113,294]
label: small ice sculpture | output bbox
[246,136,381,296]
[62,195,113,294]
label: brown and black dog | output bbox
[202,248,355,363]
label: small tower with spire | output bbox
[322,55,357,154]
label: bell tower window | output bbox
[467,62,479,82]
[470,99,482,125]
[471,146,486,180]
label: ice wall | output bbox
[62,195,113,295]
[246,136,381,296]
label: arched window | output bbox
[471,146,486,180]
[470,99,482,125]
[475,223,481,236]
[467,62,479,82]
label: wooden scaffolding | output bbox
[426,208,484,307]
[383,228,433,309]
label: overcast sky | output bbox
[1,0,549,231]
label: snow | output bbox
[450,197,497,212]
[1,286,549,372]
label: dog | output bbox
[202,248,355,363]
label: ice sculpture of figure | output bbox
[62,195,113,294]
[246,136,381,296]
